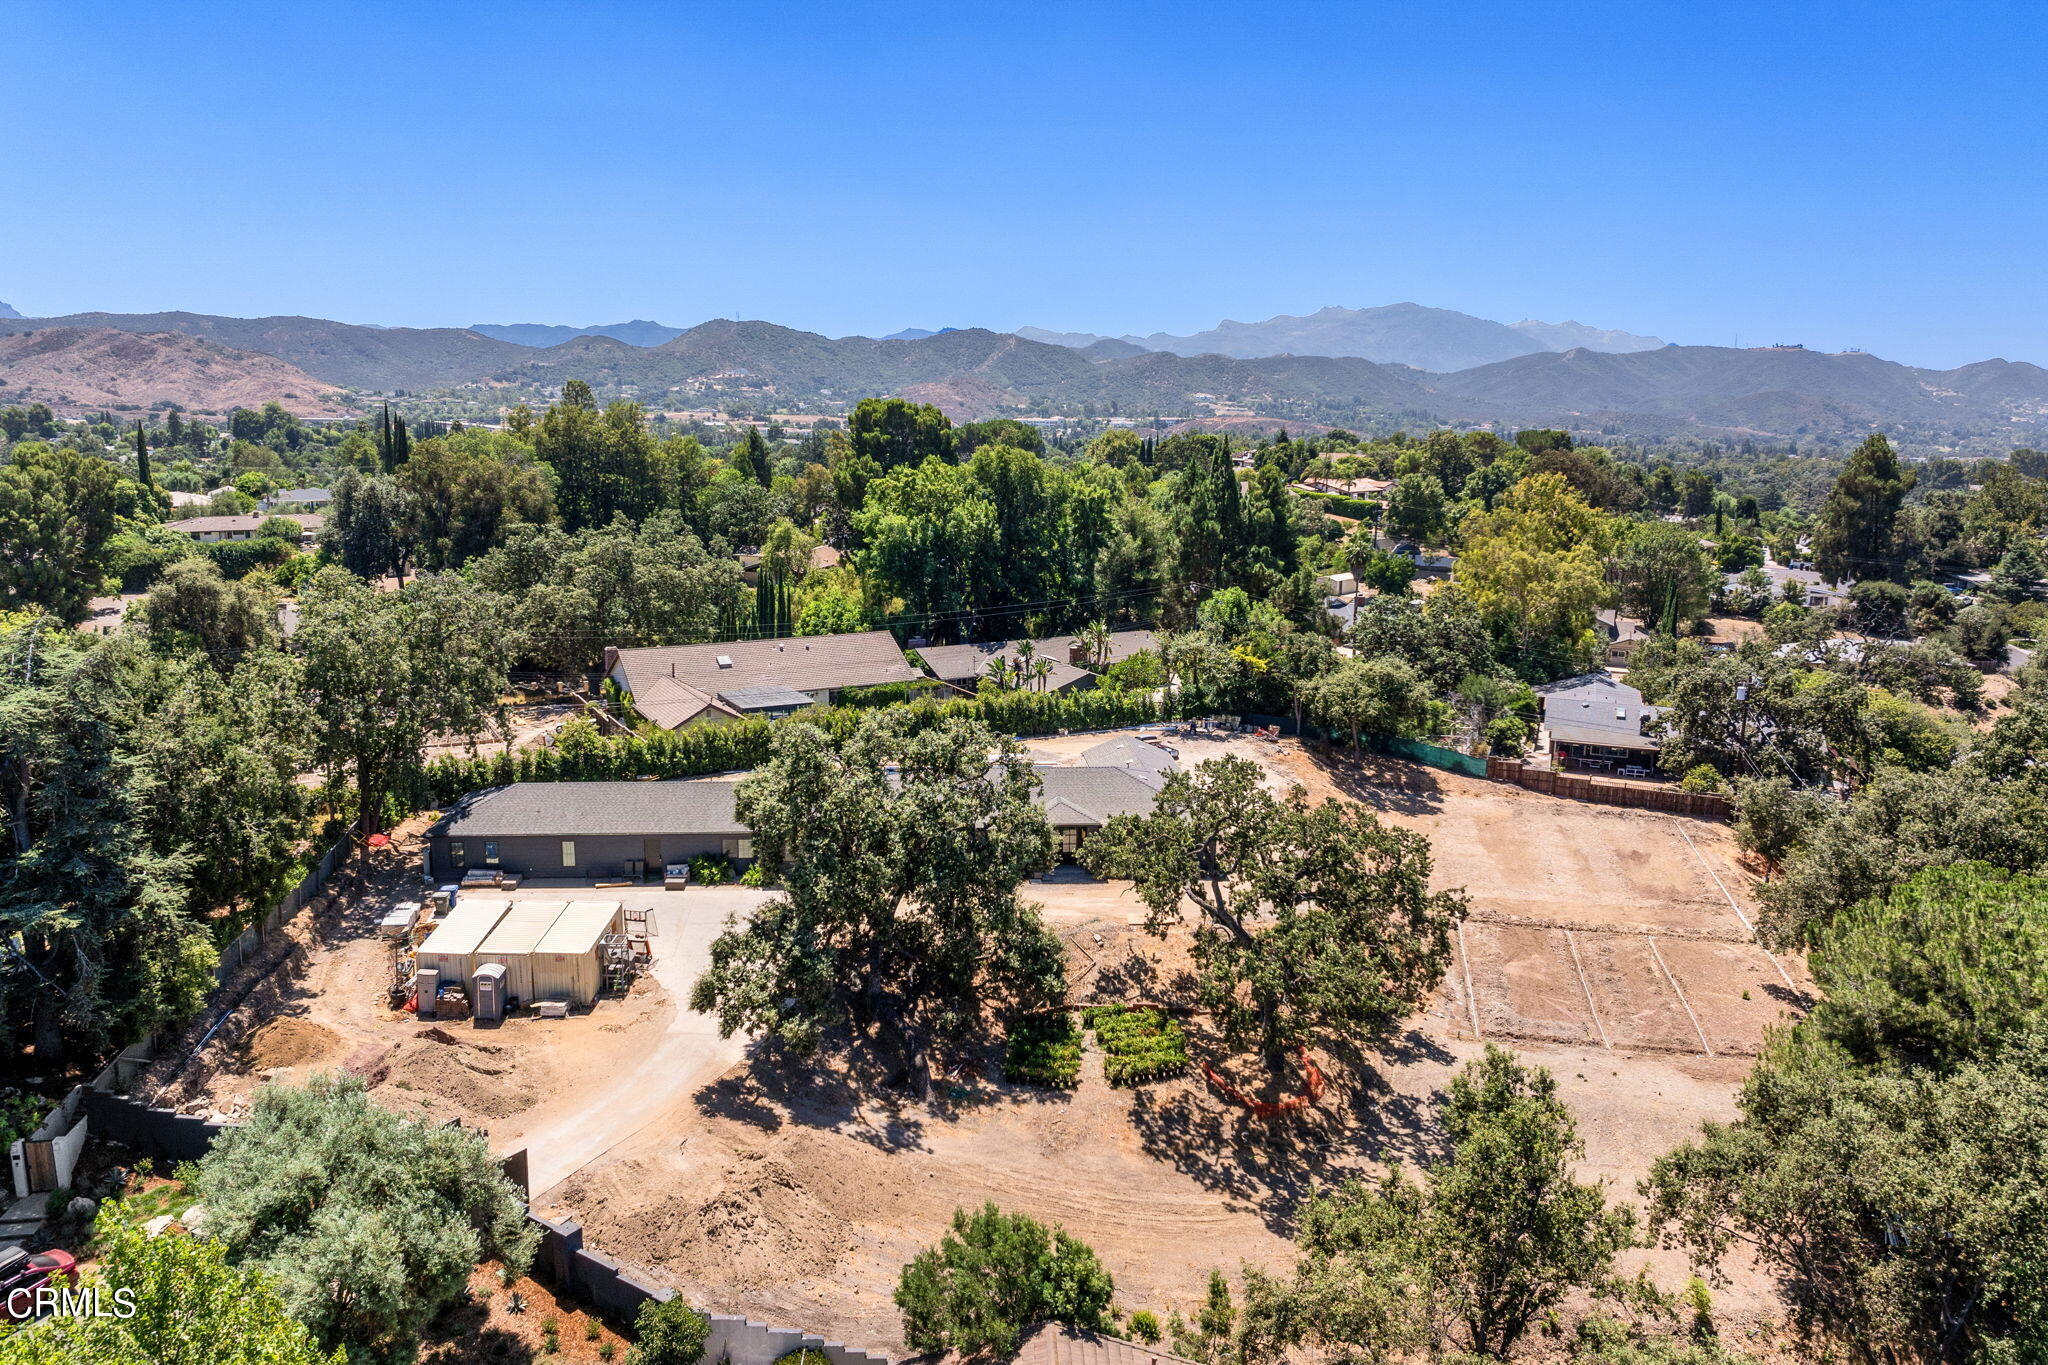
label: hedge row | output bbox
[1297,490,1383,520]
[416,684,1190,807]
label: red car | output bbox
[0,1247,78,1319]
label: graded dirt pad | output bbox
[1461,922,1600,1047]
[1654,938,1806,1056]
[239,1017,342,1071]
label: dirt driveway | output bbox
[510,884,765,1197]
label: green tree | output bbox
[1304,655,1432,748]
[1383,471,1448,545]
[1612,521,1715,636]
[294,568,511,831]
[0,1203,342,1364]
[196,1073,537,1356]
[394,429,555,571]
[1812,434,1915,585]
[894,1202,1115,1357]
[1457,473,1616,671]
[139,556,279,656]
[535,382,666,531]
[1080,756,1463,1060]
[731,424,774,486]
[1236,1047,1636,1363]
[0,623,218,1058]
[848,397,954,471]
[324,469,418,583]
[0,444,124,623]
[690,712,1063,1097]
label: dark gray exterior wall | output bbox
[427,832,747,883]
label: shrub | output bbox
[632,1298,711,1365]
[776,1352,833,1365]
[738,862,773,889]
[1003,1011,1082,1088]
[1084,1005,1190,1086]
[1127,1310,1163,1344]
[1679,764,1728,795]
[688,853,731,886]
[896,1203,1114,1356]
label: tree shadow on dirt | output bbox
[1295,749,1449,818]
[692,1032,937,1154]
[1125,1027,1454,1238]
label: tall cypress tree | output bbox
[377,404,394,474]
[392,413,412,468]
[133,420,153,489]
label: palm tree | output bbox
[985,656,1015,692]
[1012,639,1038,690]
[1032,656,1056,692]
[1073,619,1112,672]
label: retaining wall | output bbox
[1487,758,1732,819]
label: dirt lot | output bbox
[168,732,1807,1358]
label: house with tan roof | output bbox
[604,630,925,730]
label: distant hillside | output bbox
[1508,319,1667,353]
[0,301,22,320]
[1424,345,2048,441]
[0,311,527,390]
[1079,337,1150,361]
[881,327,960,341]
[470,319,688,347]
[1022,304,1667,371]
[0,327,349,416]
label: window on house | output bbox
[723,837,755,860]
[449,841,467,866]
[483,841,500,865]
[561,840,576,868]
[1059,827,1084,855]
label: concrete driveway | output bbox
[514,884,773,1198]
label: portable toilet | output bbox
[529,901,625,1007]
[473,901,568,1005]
[414,897,513,987]
[471,963,508,1023]
[414,967,440,1019]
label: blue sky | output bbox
[2,1,2042,368]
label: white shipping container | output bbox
[472,901,569,1004]
[529,900,624,1006]
[414,897,513,986]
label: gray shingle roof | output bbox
[610,631,922,720]
[427,780,746,839]
[1033,766,1163,828]
[918,642,1095,692]
[1078,736,1177,787]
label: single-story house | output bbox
[737,542,842,585]
[918,629,1158,693]
[1318,570,1358,599]
[1735,562,1851,610]
[425,762,1164,879]
[1536,673,1664,774]
[605,629,926,729]
[425,779,755,883]
[1033,765,1164,858]
[261,486,332,510]
[1075,735,1178,790]
[174,514,265,542]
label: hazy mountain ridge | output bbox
[0,301,23,320]
[471,319,688,347]
[1,307,2042,451]
[1019,303,1667,371]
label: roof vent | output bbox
[715,655,733,669]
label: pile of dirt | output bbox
[373,1033,548,1124]
[239,1017,342,1071]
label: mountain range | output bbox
[470,319,688,347]
[1,306,2043,453]
[1017,303,1668,372]
[0,301,22,320]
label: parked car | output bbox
[0,1246,78,1317]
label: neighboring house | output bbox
[737,542,842,585]
[173,512,323,544]
[917,629,1158,694]
[1536,673,1664,774]
[1735,560,1851,609]
[174,514,265,542]
[1075,734,1178,790]
[1302,474,1392,498]
[1318,570,1358,599]
[1033,765,1163,859]
[1596,609,1650,669]
[165,489,214,508]
[260,486,333,510]
[425,779,753,883]
[605,630,926,730]
[1010,1323,1205,1365]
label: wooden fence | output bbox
[1487,758,1733,819]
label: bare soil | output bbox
[169,729,1809,1359]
